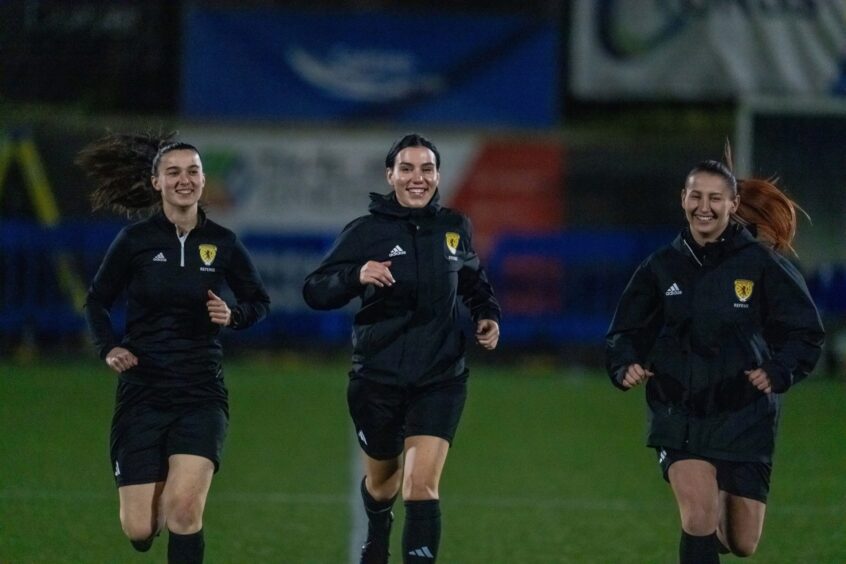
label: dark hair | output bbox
[75,132,200,216]
[687,159,738,195]
[385,133,440,170]
[151,141,202,175]
[685,159,806,255]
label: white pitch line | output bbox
[0,489,840,517]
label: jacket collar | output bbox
[368,190,441,219]
[672,222,757,265]
[152,207,207,232]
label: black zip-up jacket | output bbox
[85,209,270,387]
[606,224,823,462]
[303,191,501,385]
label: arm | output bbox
[223,238,271,330]
[303,222,367,310]
[757,254,825,393]
[605,259,662,391]
[84,229,131,360]
[456,216,501,326]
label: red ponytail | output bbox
[733,177,806,255]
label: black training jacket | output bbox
[85,209,270,387]
[606,224,824,462]
[303,191,501,385]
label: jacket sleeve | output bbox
[759,253,825,393]
[605,258,662,391]
[225,237,271,330]
[302,221,365,310]
[457,216,501,324]
[84,228,131,359]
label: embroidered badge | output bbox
[445,232,460,255]
[734,279,754,303]
[199,244,218,266]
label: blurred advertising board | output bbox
[182,8,558,126]
[571,0,846,100]
[179,126,564,315]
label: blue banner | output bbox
[182,8,558,126]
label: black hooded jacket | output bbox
[303,191,501,385]
[606,224,824,462]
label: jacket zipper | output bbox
[177,230,189,267]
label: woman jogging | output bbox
[606,158,824,563]
[303,133,501,564]
[79,133,270,563]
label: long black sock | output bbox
[168,529,205,564]
[361,477,396,539]
[680,531,719,564]
[403,500,441,563]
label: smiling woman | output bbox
[303,133,501,564]
[75,133,270,563]
[606,157,824,563]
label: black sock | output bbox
[361,477,396,540]
[403,500,441,563]
[680,531,719,564]
[168,529,205,564]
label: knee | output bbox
[402,473,438,501]
[680,506,719,536]
[727,537,760,558]
[120,513,157,541]
[367,471,402,501]
[164,494,204,534]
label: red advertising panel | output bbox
[449,140,564,257]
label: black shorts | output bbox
[657,447,772,503]
[110,378,229,487]
[347,373,469,460]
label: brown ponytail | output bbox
[75,131,176,216]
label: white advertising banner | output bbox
[179,126,481,233]
[571,1,846,100]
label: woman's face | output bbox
[151,149,205,211]
[681,171,738,245]
[386,146,439,208]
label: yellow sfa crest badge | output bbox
[734,279,754,302]
[445,232,460,255]
[199,244,217,266]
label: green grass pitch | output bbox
[1,355,844,562]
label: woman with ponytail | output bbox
[78,133,270,563]
[605,157,824,563]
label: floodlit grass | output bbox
[1,356,843,563]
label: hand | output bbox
[746,368,772,394]
[359,260,395,287]
[105,346,138,374]
[207,290,231,326]
[621,363,654,389]
[475,319,500,350]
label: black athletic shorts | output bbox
[347,372,469,460]
[110,377,229,487]
[657,447,772,503]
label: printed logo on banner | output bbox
[596,0,820,59]
[286,46,443,102]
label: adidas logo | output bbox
[665,283,682,296]
[153,252,167,262]
[388,245,406,257]
[408,546,434,559]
